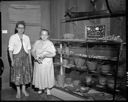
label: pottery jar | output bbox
[101,64,110,74]
[86,61,97,72]
[98,76,107,86]
[74,57,85,68]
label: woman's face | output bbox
[17,24,25,34]
[40,30,49,41]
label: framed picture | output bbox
[86,25,105,39]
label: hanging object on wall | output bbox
[86,25,105,39]
[64,0,125,19]
[2,30,8,34]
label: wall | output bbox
[50,0,66,39]
[50,0,125,41]
[50,0,111,39]
[1,0,50,89]
[110,17,126,42]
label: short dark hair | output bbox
[15,21,26,34]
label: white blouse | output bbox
[8,33,31,54]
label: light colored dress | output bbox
[32,39,56,90]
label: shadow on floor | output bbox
[1,87,61,101]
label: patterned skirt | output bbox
[11,47,32,85]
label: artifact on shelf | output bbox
[86,25,105,39]
[86,60,97,72]
[98,75,107,86]
[100,64,111,74]
[63,59,69,66]
[73,80,81,92]
[107,77,120,89]
[63,33,74,39]
[80,86,90,93]
[57,48,62,54]
[64,77,75,91]
[85,75,93,85]
[74,57,85,68]
[97,35,123,42]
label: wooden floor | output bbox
[1,87,61,101]
[1,86,126,101]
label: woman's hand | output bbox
[36,59,42,64]
[38,56,45,60]
[34,55,42,64]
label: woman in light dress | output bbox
[31,29,56,95]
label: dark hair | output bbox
[14,21,26,34]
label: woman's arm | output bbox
[38,51,56,59]
[31,49,36,59]
[9,50,14,67]
[28,50,32,63]
[39,42,56,59]
[31,41,38,59]
[8,36,14,67]
[31,41,42,64]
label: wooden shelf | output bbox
[52,8,126,101]
[53,37,123,100]
[56,53,118,61]
[62,10,126,22]
[69,53,117,61]
[51,38,122,45]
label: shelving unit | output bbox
[51,6,126,100]
[52,38,126,101]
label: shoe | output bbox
[16,93,21,99]
[38,90,42,94]
[22,91,29,97]
[46,89,51,95]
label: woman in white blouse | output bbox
[8,21,32,98]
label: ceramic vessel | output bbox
[98,76,106,86]
[86,61,97,71]
[101,64,110,74]
[74,57,85,67]
[63,33,74,39]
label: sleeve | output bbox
[27,37,31,50]
[8,36,14,51]
[47,41,56,54]
[38,41,56,58]
[32,40,38,51]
